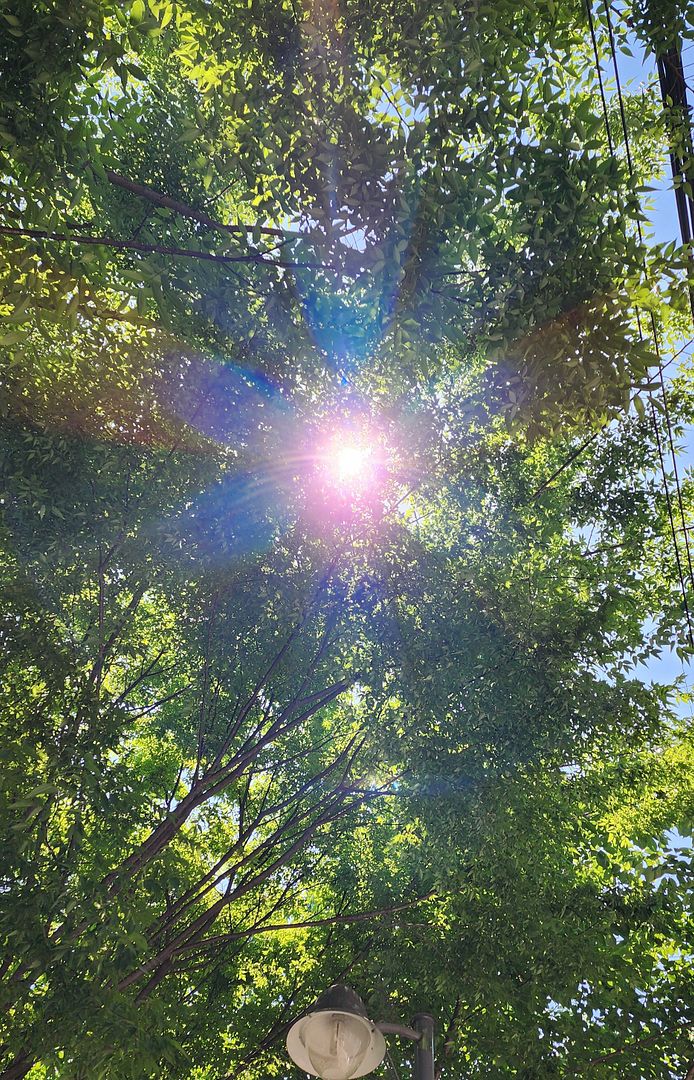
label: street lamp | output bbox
[286,984,435,1080]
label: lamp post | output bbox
[286,985,435,1080]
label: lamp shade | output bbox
[286,985,386,1080]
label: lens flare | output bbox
[312,429,386,515]
[333,444,373,484]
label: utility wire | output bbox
[518,1,617,505]
[530,429,602,501]
[586,0,615,155]
[603,0,694,597]
[384,1047,403,1080]
[529,5,646,501]
[595,0,694,646]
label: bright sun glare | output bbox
[323,440,377,488]
[333,444,372,484]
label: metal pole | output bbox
[412,1014,435,1080]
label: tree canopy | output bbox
[1,0,694,1078]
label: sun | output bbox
[315,430,383,501]
[332,443,373,484]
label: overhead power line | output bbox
[593,0,694,647]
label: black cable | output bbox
[585,0,616,156]
[602,3,636,176]
[600,0,694,646]
[649,394,694,651]
[384,1047,403,1080]
[519,1,618,507]
[530,429,602,501]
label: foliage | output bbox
[1,0,693,1078]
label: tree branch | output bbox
[575,1019,694,1071]
[0,226,332,271]
[103,168,297,241]
[176,888,437,954]
[434,997,462,1080]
